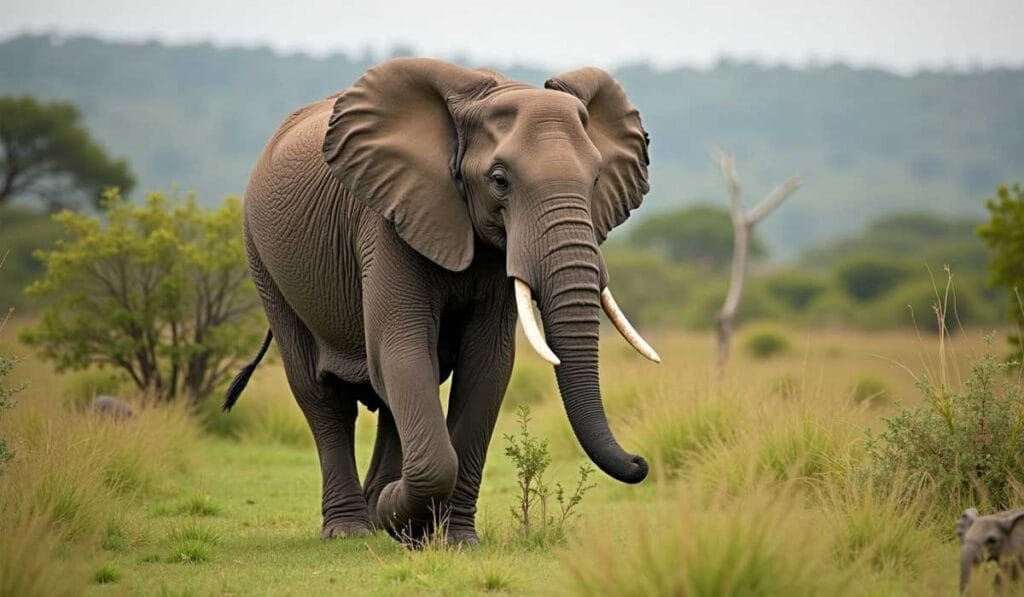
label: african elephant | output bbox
[957,507,1024,592]
[224,58,659,544]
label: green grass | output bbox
[1,327,1010,595]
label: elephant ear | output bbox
[545,68,650,244]
[999,509,1024,535]
[957,508,979,543]
[324,58,496,271]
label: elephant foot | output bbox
[321,519,373,539]
[445,527,479,547]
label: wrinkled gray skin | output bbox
[957,507,1024,592]
[91,395,134,420]
[226,58,652,544]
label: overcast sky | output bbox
[4,0,1023,72]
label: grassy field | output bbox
[0,322,1018,595]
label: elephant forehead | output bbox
[484,89,588,132]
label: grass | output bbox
[0,323,1009,595]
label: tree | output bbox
[978,183,1024,364]
[0,96,134,210]
[708,150,801,372]
[627,204,765,270]
[21,190,263,403]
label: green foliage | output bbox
[0,206,63,312]
[742,326,791,359]
[63,369,124,411]
[0,95,134,209]
[0,308,25,471]
[763,270,829,310]
[602,246,695,325]
[626,204,764,269]
[836,256,915,302]
[93,563,122,584]
[504,405,595,545]
[21,189,263,403]
[979,182,1024,362]
[867,345,1024,513]
[6,35,1022,256]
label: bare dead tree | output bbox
[710,149,802,372]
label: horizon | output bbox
[4,0,1024,74]
[3,31,1022,77]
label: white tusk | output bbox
[513,279,561,366]
[601,288,661,363]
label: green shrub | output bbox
[742,326,791,359]
[866,344,1024,513]
[504,405,595,545]
[836,256,915,302]
[22,189,264,403]
[0,350,23,471]
[763,270,830,310]
[979,182,1024,363]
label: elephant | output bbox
[957,507,1024,592]
[224,58,660,545]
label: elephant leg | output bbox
[445,295,517,545]
[362,405,403,528]
[248,247,371,538]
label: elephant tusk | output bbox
[513,278,561,366]
[601,288,661,363]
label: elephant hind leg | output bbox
[250,249,371,538]
[363,406,403,529]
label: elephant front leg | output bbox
[371,344,459,542]
[444,297,517,545]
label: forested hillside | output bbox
[2,34,1021,256]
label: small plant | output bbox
[504,405,596,544]
[175,495,222,517]
[866,338,1024,513]
[165,523,219,564]
[93,563,122,584]
[743,327,791,359]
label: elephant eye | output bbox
[986,535,999,546]
[490,168,509,193]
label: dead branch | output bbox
[710,149,802,372]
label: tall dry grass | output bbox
[0,328,199,595]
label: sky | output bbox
[3,0,1023,72]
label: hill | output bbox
[1,34,1021,257]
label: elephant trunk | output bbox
[510,190,647,484]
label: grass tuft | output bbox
[93,563,122,584]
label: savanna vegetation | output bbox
[0,186,1021,595]
[1,36,1022,596]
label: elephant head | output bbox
[323,58,657,484]
[957,507,1024,592]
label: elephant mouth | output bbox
[512,277,660,365]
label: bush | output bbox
[866,343,1024,513]
[836,256,915,302]
[763,270,830,310]
[22,189,264,403]
[742,326,791,359]
[978,182,1024,363]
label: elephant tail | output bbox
[222,329,274,412]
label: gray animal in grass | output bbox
[957,507,1024,592]
[223,58,660,545]
[91,395,134,420]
